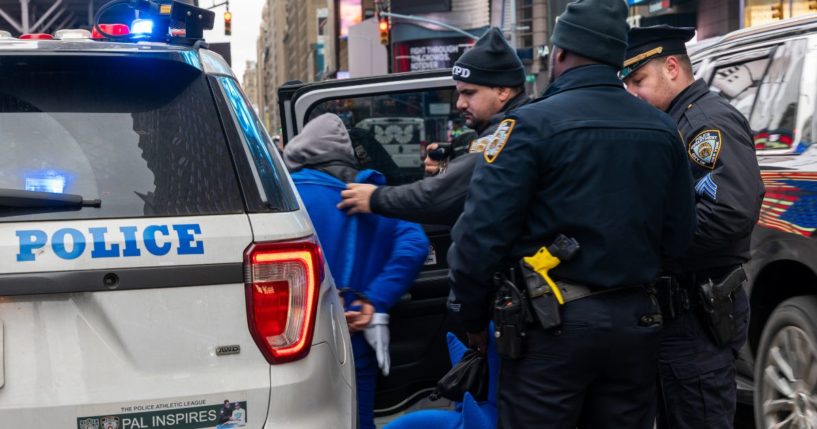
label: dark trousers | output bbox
[352,333,377,429]
[656,288,749,429]
[497,288,661,429]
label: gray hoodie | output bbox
[283,113,360,182]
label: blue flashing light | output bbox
[131,19,155,36]
[25,170,67,194]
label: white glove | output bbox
[364,313,391,376]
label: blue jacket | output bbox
[291,168,429,312]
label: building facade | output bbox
[255,0,336,132]
[242,60,259,113]
[628,0,817,41]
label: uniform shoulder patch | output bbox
[484,119,515,164]
[688,129,722,169]
[469,136,491,154]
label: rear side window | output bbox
[710,52,771,119]
[750,39,807,151]
[0,55,244,222]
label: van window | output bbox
[305,89,459,185]
[750,39,808,151]
[710,54,771,119]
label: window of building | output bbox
[516,0,534,49]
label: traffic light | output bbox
[224,10,232,36]
[378,18,389,46]
[770,1,783,20]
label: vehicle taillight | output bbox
[244,238,324,364]
[20,33,53,40]
[91,24,130,39]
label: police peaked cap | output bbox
[452,27,526,88]
[620,25,696,79]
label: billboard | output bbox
[339,0,362,38]
[393,38,473,73]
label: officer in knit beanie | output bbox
[447,1,695,428]
[452,27,526,88]
[551,0,629,67]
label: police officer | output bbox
[337,27,530,226]
[621,25,764,429]
[447,1,697,427]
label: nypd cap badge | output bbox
[484,119,516,164]
[688,129,722,169]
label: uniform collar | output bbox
[476,90,531,134]
[541,64,624,99]
[667,79,710,121]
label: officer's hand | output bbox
[424,143,442,176]
[345,300,375,333]
[338,183,376,215]
[467,330,488,356]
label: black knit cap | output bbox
[620,25,696,79]
[551,0,630,67]
[452,27,525,88]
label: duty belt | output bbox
[656,265,745,320]
[553,280,645,303]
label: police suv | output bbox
[691,14,817,428]
[0,1,354,428]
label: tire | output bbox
[754,296,817,429]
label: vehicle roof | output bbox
[0,39,195,53]
[692,13,817,59]
[0,39,235,77]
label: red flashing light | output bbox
[244,238,323,364]
[378,20,389,32]
[20,33,54,40]
[91,23,130,39]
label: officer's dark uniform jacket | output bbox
[369,91,530,227]
[448,65,697,332]
[668,79,765,273]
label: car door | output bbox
[278,70,462,413]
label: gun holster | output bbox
[492,270,530,360]
[520,262,562,331]
[698,266,746,347]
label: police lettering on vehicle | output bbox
[15,223,204,262]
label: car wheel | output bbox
[754,296,817,429]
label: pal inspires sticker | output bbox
[76,393,247,429]
[688,129,722,169]
[484,119,516,164]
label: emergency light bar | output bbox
[95,0,214,45]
